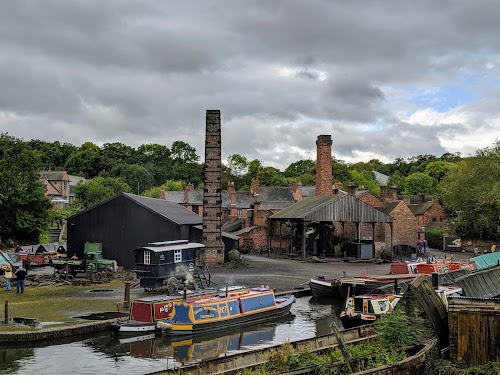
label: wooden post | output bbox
[331,322,354,373]
[124,281,131,309]
[4,300,8,324]
[65,263,69,281]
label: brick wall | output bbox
[419,199,447,227]
[384,201,418,248]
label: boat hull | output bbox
[110,320,157,333]
[160,293,295,336]
[309,279,342,298]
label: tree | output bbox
[438,140,500,240]
[257,167,283,186]
[170,141,202,185]
[284,159,315,178]
[332,161,350,183]
[424,161,456,182]
[0,134,52,242]
[349,169,380,195]
[64,142,102,178]
[74,176,131,209]
[402,172,435,195]
[110,164,154,194]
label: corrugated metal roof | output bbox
[124,193,203,226]
[472,252,500,270]
[0,252,21,267]
[269,193,394,223]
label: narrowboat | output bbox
[156,287,295,336]
[111,286,247,333]
[340,293,401,329]
[309,276,342,298]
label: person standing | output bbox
[491,244,497,253]
[14,265,27,294]
[4,264,12,291]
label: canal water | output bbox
[0,296,343,375]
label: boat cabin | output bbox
[133,240,204,290]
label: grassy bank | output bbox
[0,279,128,331]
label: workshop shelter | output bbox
[269,193,394,258]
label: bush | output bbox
[375,307,420,349]
[426,229,444,250]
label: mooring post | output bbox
[331,322,354,373]
[124,281,131,309]
[65,263,69,281]
[4,300,8,324]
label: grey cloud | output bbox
[1,0,500,170]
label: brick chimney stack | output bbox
[200,110,225,265]
[418,193,426,205]
[159,190,166,200]
[183,183,192,203]
[348,183,357,196]
[315,135,333,196]
[390,186,398,200]
[252,178,260,197]
[379,185,387,199]
[228,182,236,205]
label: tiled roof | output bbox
[41,171,68,181]
[257,186,294,203]
[377,201,400,215]
[408,201,434,215]
[298,186,316,198]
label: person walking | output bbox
[4,264,12,291]
[14,265,27,294]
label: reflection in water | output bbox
[1,296,344,375]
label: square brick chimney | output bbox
[200,110,225,266]
[315,135,333,196]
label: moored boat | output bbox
[309,276,342,298]
[340,293,400,329]
[156,287,295,336]
[111,286,247,333]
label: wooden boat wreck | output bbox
[111,286,247,333]
[156,287,294,336]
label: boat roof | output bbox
[352,294,398,300]
[135,285,248,303]
[134,242,205,252]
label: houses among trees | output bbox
[0,132,498,248]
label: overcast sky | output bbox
[1,1,500,169]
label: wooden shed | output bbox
[448,297,500,365]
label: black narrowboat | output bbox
[133,240,205,292]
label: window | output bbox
[144,250,150,265]
[237,208,242,216]
[174,249,182,263]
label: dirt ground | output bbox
[206,248,473,293]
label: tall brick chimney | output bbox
[200,110,225,265]
[315,135,333,196]
[418,193,426,205]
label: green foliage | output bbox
[375,307,419,349]
[425,359,500,375]
[0,134,52,242]
[402,172,435,195]
[437,140,500,240]
[349,170,380,195]
[74,176,131,208]
[257,167,283,186]
[284,159,315,177]
[39,232,50,244]
[425,161,456,182]
[142,180,185,198]
[64,142,102,178]
[332,161,350,183]
[110,163,154,194]
[427,229,444,250]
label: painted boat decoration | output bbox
[340,293,401,329]
[110,286,247,333]
[340,284,462,329]
[156,287,295,336]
